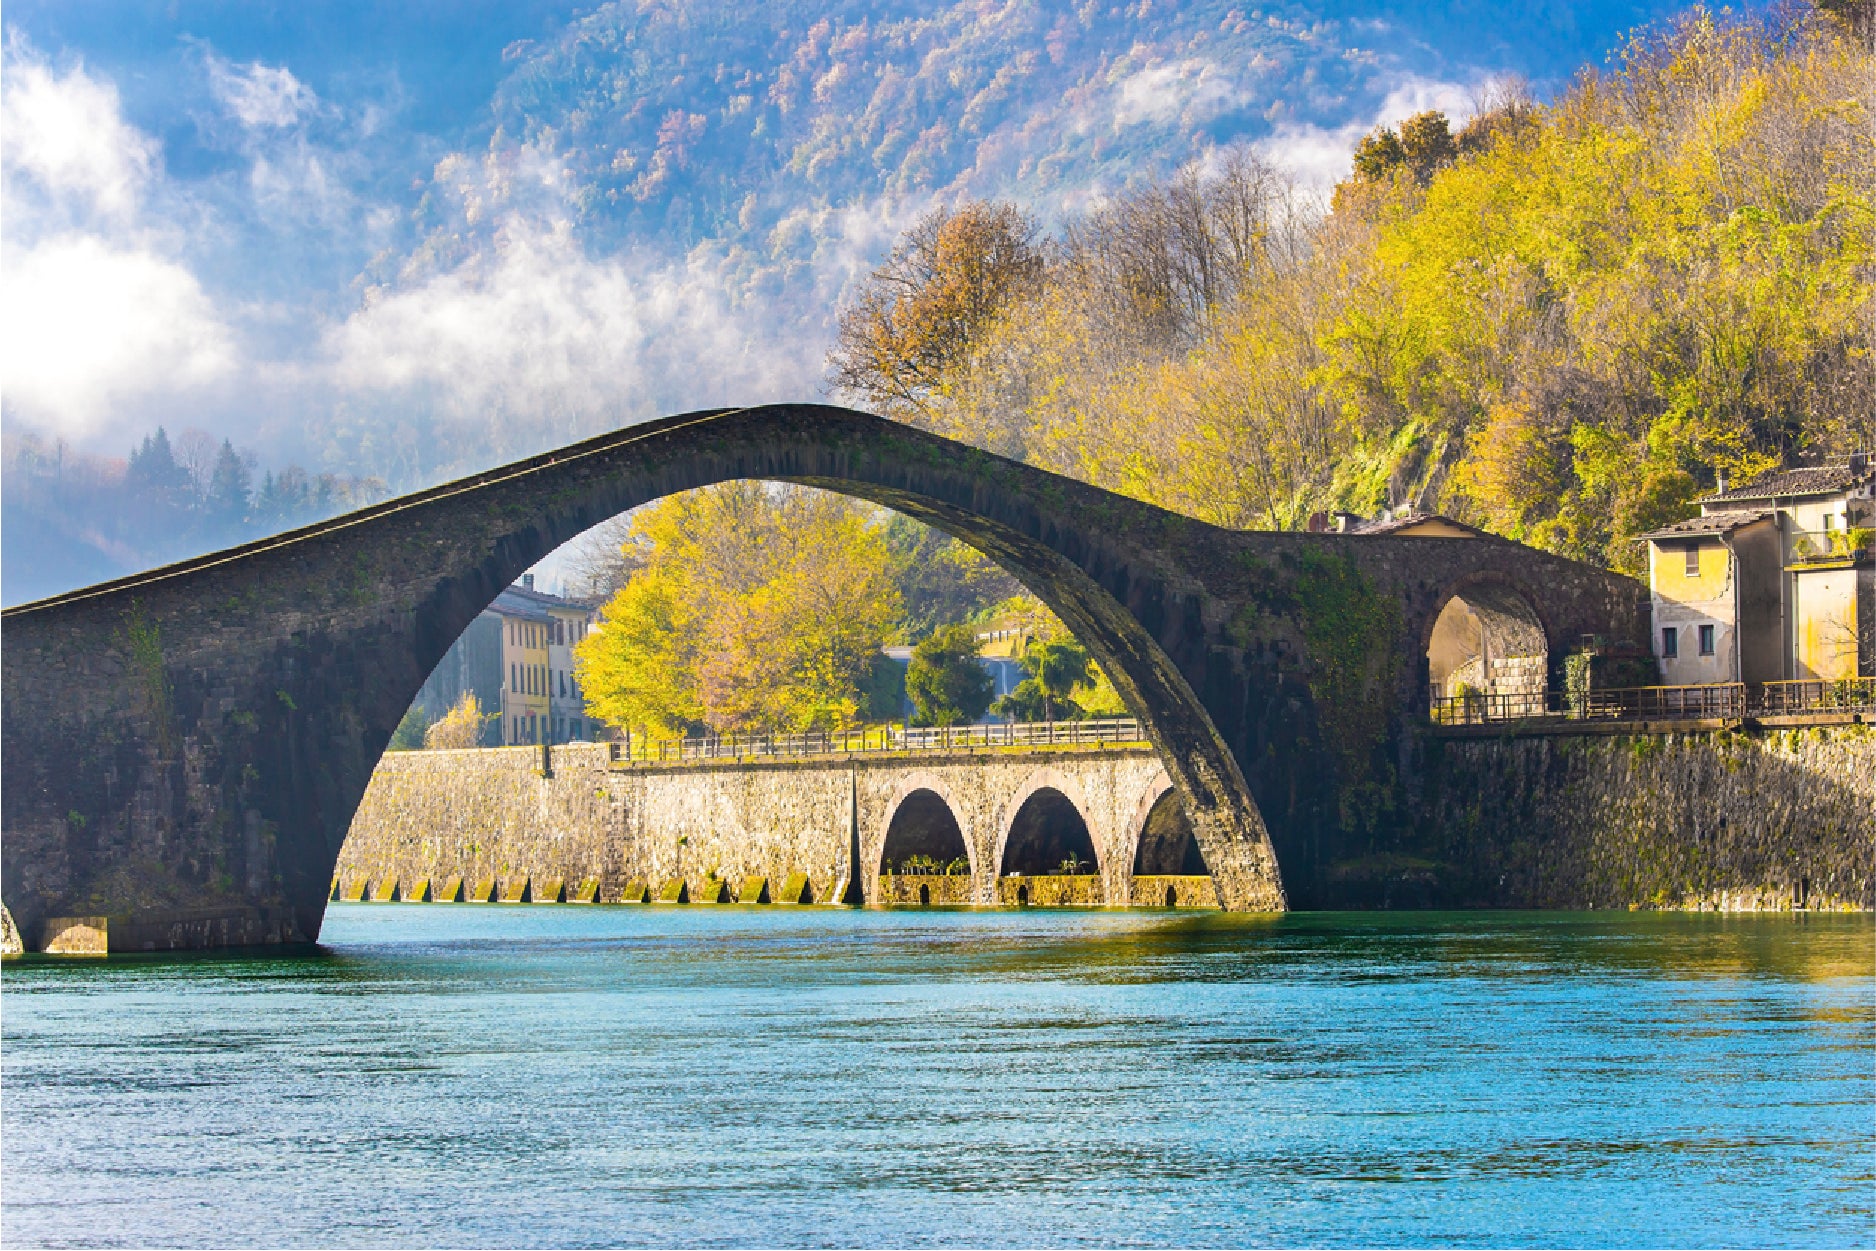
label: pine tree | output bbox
[206,440,252,529]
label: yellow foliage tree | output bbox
[423,692,490,749]
[574,484,904,737]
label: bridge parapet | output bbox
[611,718,1151,766]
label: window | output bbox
[1698,624,1716,656]
[1662,627,1678,659]
[1684,546,1700,577]
[510,662,517,690]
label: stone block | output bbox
[776,872,814,905]
[498,876,531,904]
[696,877,730,904]
[340,878,368,903]
[617,879,651,904]
[42,916,108,956]
[532,876,565,903]
[1130,875,1222,909]
[878,874,973,906]
[1,905,21,957]
[433,875,464,902]
[997,874,1104,906]
[468,876,497,903]
[402,878,430,903]
[738,876,770,904]
[569,877,600,903]
[370,876,398,903]
[656,879,689,904]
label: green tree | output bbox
[905,623,994,726]
[996,638,1090,721]
[388,703,430,751]
[206,440,252,528]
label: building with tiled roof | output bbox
[410,574,600,746]
[1307,507,1484,538]
[1639,456,1873,685]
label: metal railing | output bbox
[1428,689,1558,724]
[1431,683,1749,725]
[1758,678,1876,715]
[612,717,1148,764]
[1583,683,1747,720]
[1788,528,1874,564]
[1432,677,1876,726]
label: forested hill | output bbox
[398,0,1480,273]
[4,1,1868,607]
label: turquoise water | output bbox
[2,907,1871,1248]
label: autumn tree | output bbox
[827,201,1046,424]
[575,484,904,736]
[424,693,490,749]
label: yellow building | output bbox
[496,597,552,746]
[490,577,598,744]
[1642,457,1873,684]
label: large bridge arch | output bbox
[1,406,1292,946]
[1,405,1649,948]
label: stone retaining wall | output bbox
[1396,725,1875,910]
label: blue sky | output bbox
[1,0,1693,479]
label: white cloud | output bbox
[1111,58,1249,129]
[207,57,317,129]
[0,45,155,221]
[1256,74,1483,189]
[327,223,821,430]
[0,234,235,437]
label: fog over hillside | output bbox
[2,0,1684,602]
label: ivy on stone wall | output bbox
[1292,550,1401,830]
[119,601,175,756]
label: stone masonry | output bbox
[334,742,1189,909]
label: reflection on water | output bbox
[3,908,1870,1249]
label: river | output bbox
[3,907,1870,1248]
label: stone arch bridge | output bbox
[0,405,1646,950]
[334,738,1216,915]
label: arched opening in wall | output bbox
[1427,581,1549,719]
[1001,788,1098,877]
[320,406,1287,933]
[881,789,968,876]
[1131,789,1207,876]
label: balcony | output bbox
[1788,527,1873,567]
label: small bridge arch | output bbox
[994,767,1104,883]
[874,773,975,882]
[1424,572,1555,708]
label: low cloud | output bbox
[0,234,235,437]
[326,223,826,441]
[1111,58,1250,129]
[1,40,156,222]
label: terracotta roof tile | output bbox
[1701,463,1873,503]
[1637,510,1772,541]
